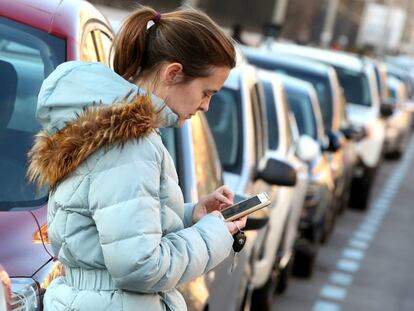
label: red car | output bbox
[0,0,113,309]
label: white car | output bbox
[263,41,390,210]
[384,76,412,157]
[205,63,298,311]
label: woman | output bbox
[27,6,246,311]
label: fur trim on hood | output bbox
[27,95,162,190]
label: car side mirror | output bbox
[380,99,395,118]
[233,193,269,231]
[323,131,342,152]
[257,157,297,186]
[296,135,320,163]
[341,125,366,142]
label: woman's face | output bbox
[161,65,230,125]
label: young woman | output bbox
[28,6,246,311]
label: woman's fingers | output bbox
[226,216,247,234]
[218,185,234,201]
[213,191,233,206]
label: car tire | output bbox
[275,255,293,294]
[250,267,277,311]
[292,239,317,278]
[349,165,377,211]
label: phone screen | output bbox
[221,196,262,220]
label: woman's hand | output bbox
[211,211,248,235]
[192,185,234,223]
[193,185,247,234]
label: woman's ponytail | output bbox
[112,6,236,82]
[112,7,159,80]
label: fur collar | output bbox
[27,96,162,190]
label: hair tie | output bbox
[153,12,161,23]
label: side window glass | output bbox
[205,87,242,173]
[0,17,65,208]
[81,31,99,62]
[191,113,222,196]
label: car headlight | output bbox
[10,278,40,311]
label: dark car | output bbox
[0,0,113,308]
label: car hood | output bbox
[0,206,52,277]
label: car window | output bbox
[191,113,222,196]
[0,17,65,210]
[205,86,242,174]
[285,88,318,140]
[262,81,279,150]
[335,67,372,107]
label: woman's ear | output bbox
[163,62,184,85]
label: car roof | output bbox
[243,46,331,77]
[0,0,108,40]
[277,73,314,95]
[264,41,365,73]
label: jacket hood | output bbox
[28,61,179,189]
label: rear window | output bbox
[335,67,372,107]
[0,17,66,210]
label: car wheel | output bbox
[275,255,293,294]
[250,267,277,311]
[292,239,318,278]
[320,200,336,244]
[349,165,377,211]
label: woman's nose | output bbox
[200,99,210,112]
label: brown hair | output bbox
[112,6,236,82]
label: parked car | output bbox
[243,47,356,216]
[160,113,271,311]
[205,63,298,311]
[0,265,11,311]
[385,62,414,126]
[278,74,336,275]
[264,42,389,210]
[384,75,412,157]
[0,0,115,309]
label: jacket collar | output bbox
[28,95,171,190]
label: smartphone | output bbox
[221,192,271,221]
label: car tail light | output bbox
[10,278,40,311]
[0,265,11,311]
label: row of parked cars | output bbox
[1,0,414,310]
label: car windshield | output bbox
[285,88,318,140]
[205,86,242,174]
[0,17,66,211]
[335,67,372,107]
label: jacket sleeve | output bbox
[89,138,233,292]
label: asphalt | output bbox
[273,134,414,311]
